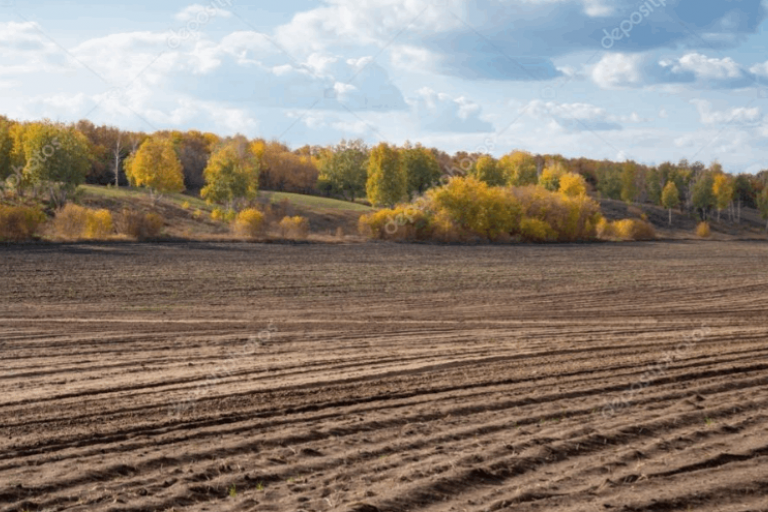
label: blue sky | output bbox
[2,0,768,172]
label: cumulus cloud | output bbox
[273,0,766,81]
[175,3,232,22]
[592,52,758,89]
[408,87,494,133]
[522,100,625,132]
[0,21,73,74]
[691,99,763,126]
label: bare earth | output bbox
[1,241,767,512]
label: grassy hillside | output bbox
[77,185,372,240]
[600,197,768,240]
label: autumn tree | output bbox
[17,122,90,204]
[620,161,640,203]
[661,181,680,226]
[401,145,441,198]
[539,161,567,191]
[558,172,587,197]
[171,130,218,191]
[469,155,504,187]
[201,136,259,208]
[712,172,734,222]
[125,137,184,200]
[499,151,538,186]
[253,140,318,194]
[366,143,406,207]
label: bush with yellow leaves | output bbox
[51,204,113,240]
[613,218,656,241]
[696,221,711,238]
[279,215,310,240]
[232,208,265,238]
[520,218,555,243]
[427,177,521,241]
[358,205,432,241]
[117,210,164,240]
[0,205,45,242]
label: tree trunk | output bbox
[668,208,672,226]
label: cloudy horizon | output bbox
[2,0,768,171]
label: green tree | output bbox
[596,163,622,200]
[125,136,185,200]
[471,155,505,187]
[661,181,680,226]
[401,145,441,198]
[0,118,14,182]
[758,187,768,231]
[646,167,662,205]
[201,137,259,208]
[366,143,406,207]
[691,173,715,220]
[317,139,368,201]
[620,161,639,203]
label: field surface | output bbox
[1,242,768,512]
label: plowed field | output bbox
[1,242,767,512]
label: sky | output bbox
[2,0,768,172]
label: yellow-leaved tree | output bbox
[661,181,680,226]
[712,173,734,223]
[201,137,259,209]
[499,151,538,186]
[366,143,406,207]
[558,172,587,197]
[538,161,567,191]
[125,137,184,200]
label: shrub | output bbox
[85,209,113,239]
[118,210,164,240]
[279,216,310,240]
[614,219,656,241]
[358,205,432,241]
[513,186,601,242]
[232,208,264,238]
[520,218,554,243]
[596,216,617,239]
[51,204,88,239]
[696,221,711,238]
[51,204,113,240]
[427,177,521,241]
[181,201,191,210]
[0,205,45,241]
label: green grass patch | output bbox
[80,185,371,213]
[260,191,372,212]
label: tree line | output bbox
[2,115,768,227]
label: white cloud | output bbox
[592,52,758,90]
[408,87,493,133]
[175,3,232,22]
[691,99,763,126]
[522,100,624,132]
